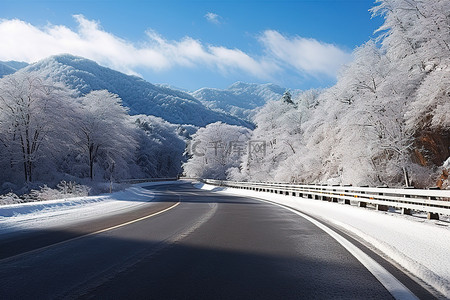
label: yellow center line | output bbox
[1,201,181,263]
[89,201,180,235]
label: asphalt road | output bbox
[0,182,431,299]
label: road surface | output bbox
[0,182,433,299]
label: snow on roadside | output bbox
[0,181,182,237]
[195,182,450,298]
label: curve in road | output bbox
[0,182,434,299]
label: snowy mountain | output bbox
[21,55,252,128]
[192,82,298,120]
[0,61,28,77]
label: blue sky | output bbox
[0,0,383,91]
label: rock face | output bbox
[413,130,450,167]
[412,129,450,189]
[436,169,449,189]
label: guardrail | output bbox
[202,179,450,220]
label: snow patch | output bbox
[0,181,184,237]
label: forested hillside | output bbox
[0,73,190,198]
[23,54,252,128]
[187,0,450,188]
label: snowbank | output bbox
[0,181,182,237]
[195,182,450,298]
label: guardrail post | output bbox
[358,201,367,208]
[374,187,388,211]
[331,185,339,202]
[342,185,351,205]
[376,204,388,211]
[402,187,413,215]
[427,212,439,220]
[401,208,412,215]
[358,186,368,207]
[319,185,324,201]
[427,187,440,220]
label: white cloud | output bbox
[205,12,221,24]
[0,16,351,83]
[260,30,352,78]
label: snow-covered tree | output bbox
[0,72,76,183]
[183,122,250,179]
[74,90,138,180]
[134,115,187,178]
[233,90,316,182]
[371,0,450,184]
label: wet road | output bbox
[0,182,423,299]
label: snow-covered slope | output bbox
[21,55,252,128]
[0,61,28,77]
[192,82,297,120]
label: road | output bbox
[0,182,432,299]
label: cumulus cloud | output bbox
[205,12,221,24]
[0,16,351,82]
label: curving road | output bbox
[0,182,433,299]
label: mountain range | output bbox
[1,54,295,127]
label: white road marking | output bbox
[256,198,419,300]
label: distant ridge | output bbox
[192,82,300,120]
[0,61,28,77]
[20,54,253,128]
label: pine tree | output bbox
[281,90,294,105]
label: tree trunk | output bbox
[403,166,410,187]
[89,144,94,180]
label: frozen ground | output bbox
[0,181,182,238]
[195,182,450,299]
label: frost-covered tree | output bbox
[233,90,318,182]
[74,90,138,180]
[134,115,187,178]
[228,0,448,187]
[406,63,450,131]
[372,0,450,184]
[372,0,450,70]
[183,122,250,179]
[0,73,76,183]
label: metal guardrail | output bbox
[202,179,450,220]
